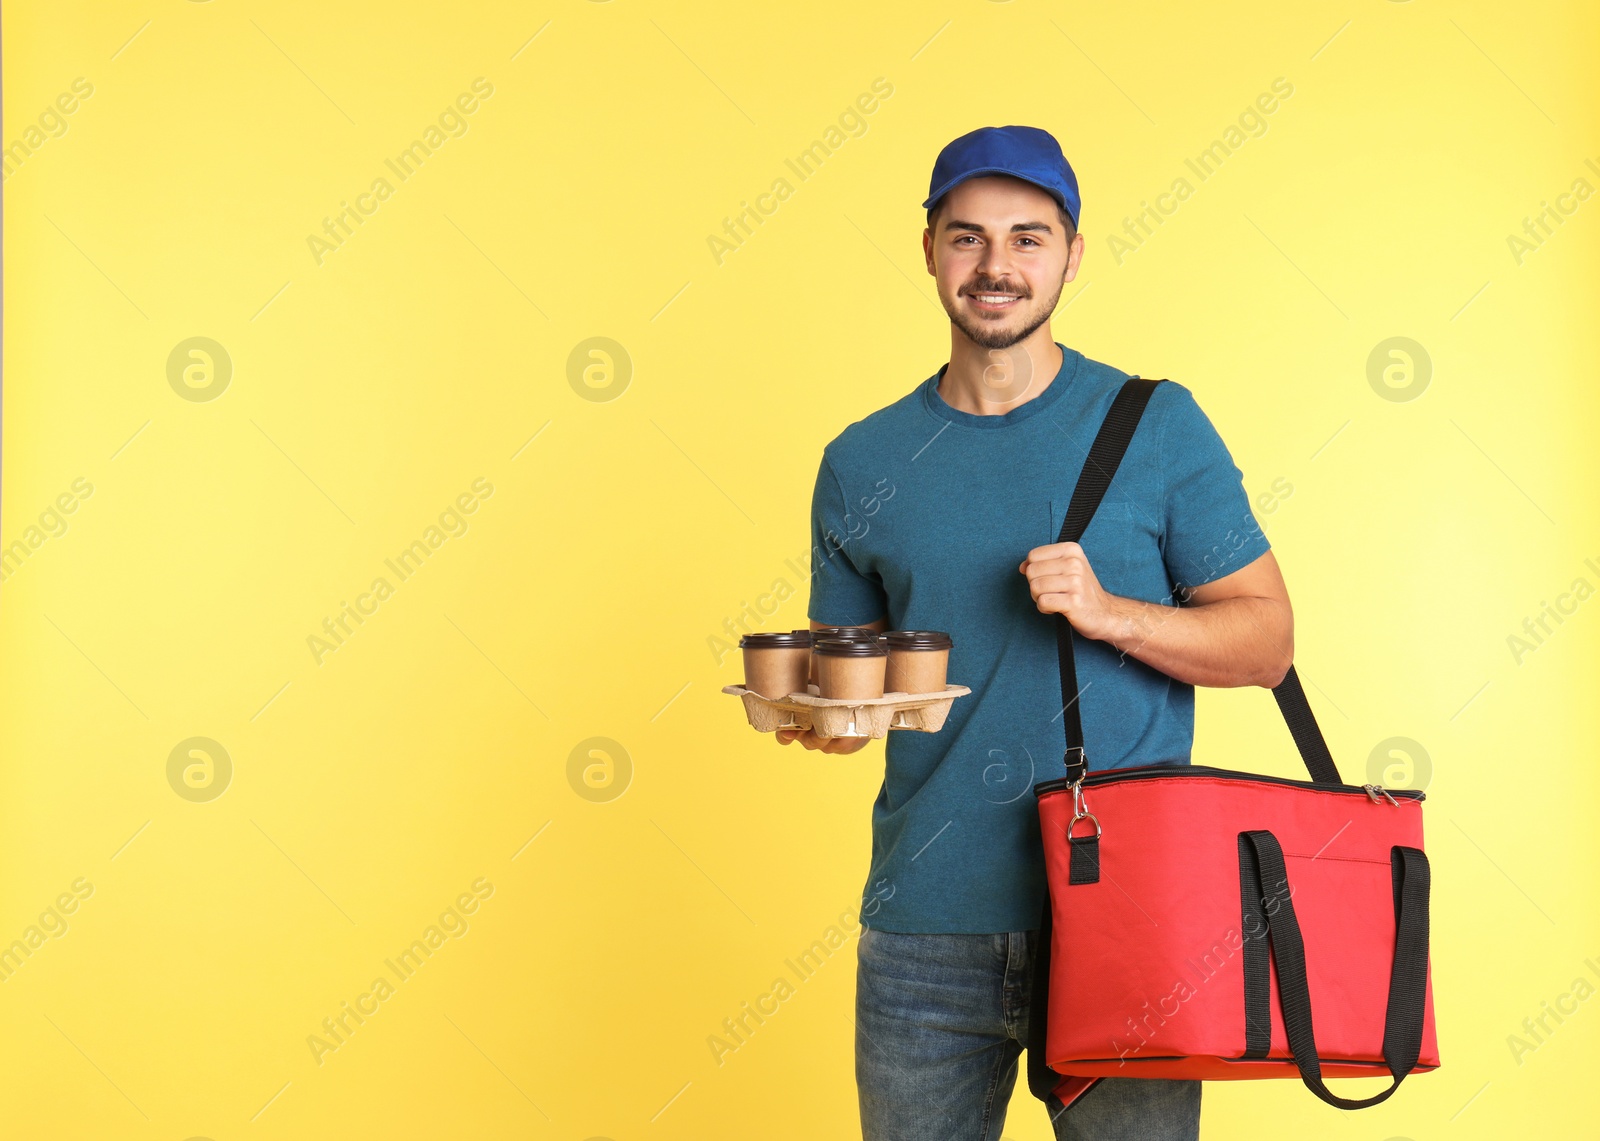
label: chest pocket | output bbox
[1049,498,1132,543]
[1049,499,1152,598]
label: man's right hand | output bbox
[775,728,874,754]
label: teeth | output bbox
[975,294,1018,302]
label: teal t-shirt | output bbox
[807,343,1271,933]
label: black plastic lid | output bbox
[811,626,881,641]
[813,636,888,658]
[739,631,813,650]
[884,630,953,650]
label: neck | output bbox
[937,328,1064,416]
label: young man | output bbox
[779,126,1294,1139]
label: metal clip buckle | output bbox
[1067,810,1102,840]
[1068,778,1101,838]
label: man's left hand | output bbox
[1019,542,1124,641]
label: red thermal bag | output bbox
[1026,378,1438,1113]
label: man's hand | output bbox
[1020,544,1295,689]
[775,727,874,754]
[1019,541,1124,641]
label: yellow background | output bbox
[3,0,1597,1137]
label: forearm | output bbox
[1092,593,1293,689]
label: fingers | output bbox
[777,728,819,750]
[830,735,871,753]
[1022,542,1099,621]
[1020,551,1086,579]
[1025,569,1088,614]
[775,728,870,752]
[1022,541,1083,569]
[1026,572,1084,598]
[824,736,870,754]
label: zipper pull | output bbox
[1362,783,1399,806]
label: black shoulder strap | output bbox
[1029,375,1345,1108]
[1051,377,1341,786]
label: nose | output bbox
[976,240,1016,285]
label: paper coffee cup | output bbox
[813,636,889,699]
[740,631,813,699]
[807,626,880,688]
[884,630,953,694]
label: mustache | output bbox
[962,281,1029,297]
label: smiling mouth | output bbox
[967,291,1025,312]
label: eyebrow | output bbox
[944,219,1053,235]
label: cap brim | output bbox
[922,168,1076,225]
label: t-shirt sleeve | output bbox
[806,451,889,625]
[1157,383,1271,595]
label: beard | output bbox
[941,275,1068,350]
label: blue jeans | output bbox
[856,926,1201,1140]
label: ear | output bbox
[1064,231,1085,282]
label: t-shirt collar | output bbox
[922,342,1081,429]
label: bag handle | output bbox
[1051,377,1342,786]
[1239,830,1432,1108]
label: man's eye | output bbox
[1018,237,1038,247]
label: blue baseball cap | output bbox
[922,125,1081,228]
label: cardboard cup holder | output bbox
[722,683,971,740]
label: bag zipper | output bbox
[1033,764,1425,802]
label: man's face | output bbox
[923,175,1083,350]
